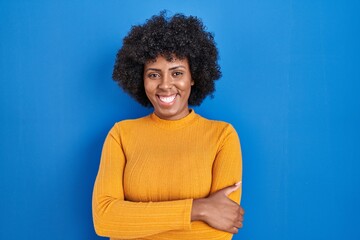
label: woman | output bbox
[92,12,244,240]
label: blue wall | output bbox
[1,0,359,239]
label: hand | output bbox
[191,182,245,234]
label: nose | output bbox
[158,74,173,89]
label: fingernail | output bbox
[235,181,242,186]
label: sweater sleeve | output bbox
[92,124,193,239]
[209,124,243,239]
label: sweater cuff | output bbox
[184,199,193,230]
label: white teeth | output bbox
[159,94,176,103]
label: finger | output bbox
[229,226,238,234]
[239,206,245,215]
[234,212,244,228]
[234,221,243,229]
[237,213,244,222]
[223,181,242,196]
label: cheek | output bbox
[144,80,155,94]
[176,80,192,91]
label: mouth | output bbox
[157,94,177,104]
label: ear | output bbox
[191,79,195,86]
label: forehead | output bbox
[144,55,189,69]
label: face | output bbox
[144,55,194,120]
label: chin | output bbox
[157,109,178,117]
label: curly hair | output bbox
[112,11,221,107]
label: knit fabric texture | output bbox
[92,110,242,240]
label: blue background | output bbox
[1,0,359,239]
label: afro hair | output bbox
[112,11,221,107]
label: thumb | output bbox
[223,181,242,196]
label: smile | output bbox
[158,94,177,104]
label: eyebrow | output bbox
[144,65,186,72]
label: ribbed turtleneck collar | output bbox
[149,109,198,130]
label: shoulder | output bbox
[195,113,241,151]
[196,113,238,135]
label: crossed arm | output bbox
[92,124,244,239]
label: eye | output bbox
[172,71,183,77]
[148,73,160,79]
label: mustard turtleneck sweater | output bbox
[92,110,242,240]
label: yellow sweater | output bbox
[92,110,242,240]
